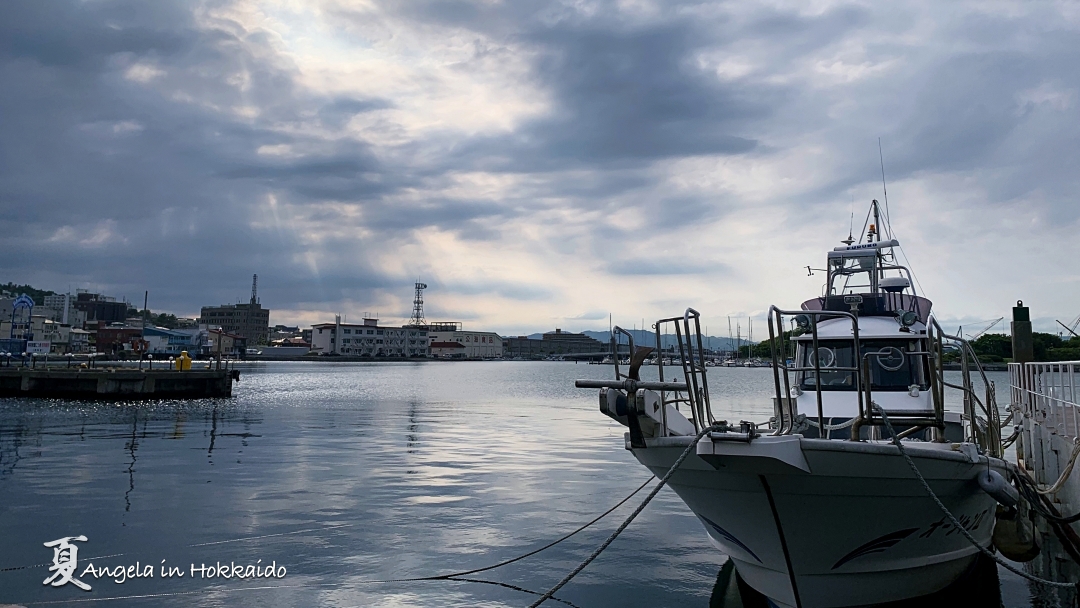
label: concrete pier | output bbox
[0,368,237,399]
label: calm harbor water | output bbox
[0,362,1057,606]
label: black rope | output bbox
[384,476,655,582]
[876,406,1078,591]
[528,425,725,607]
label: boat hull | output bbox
[631,435,1002,608]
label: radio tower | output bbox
[409,280,427,327]
[250,274,258,304]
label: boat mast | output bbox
[727,316,733,361]
[871,198,884,282]
[747,317,752,361]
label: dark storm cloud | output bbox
[0,0,404,310]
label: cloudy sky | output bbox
[2,0,1078,336]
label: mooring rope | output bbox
[1031,439,1080,496]
[386,476,656,582]
[800,415,857,431]
[875,405,1078,591]
[528,425,724,607]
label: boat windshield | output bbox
[799,339,927,391]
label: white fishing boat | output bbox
[578,201,1010,608]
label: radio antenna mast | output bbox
[409,280,427,327]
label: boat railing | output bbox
[859,348,943,436]
[927,317,1003,457]
[1009,361,1080,443]
[609,326,636,382]
[646,308,714,432]
[767,306,862,436]
[603,312,714,434]
[767,308,969,444]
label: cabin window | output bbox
[799,340,927,391]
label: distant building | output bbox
[311,317,430,357]
[426,324,502,359]
[0,316,63,352]
[143,326,208,356]
[68,328,91,353]
[502,336,545,359]
[94,323,145,355]
[73,291,128,324]
[542,329,604,353]
[199,300,270,345]
[503,329,606,358]
[208,328,247,357]
[40,294,86,327]
[270,324,301,341]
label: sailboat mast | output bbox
[727,316,733,360]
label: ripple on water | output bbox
[0,362,1041,607]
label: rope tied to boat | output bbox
[875,405,1079,591]
[528,425,726,607]
[1030,438,1080,496]
[796,414,857,431]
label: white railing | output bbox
[1010,361,1080,440]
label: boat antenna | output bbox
[842,196,855,245]
[878,138,891,240]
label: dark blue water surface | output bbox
[0,363,1065,606]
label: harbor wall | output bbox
[0,368,235,398]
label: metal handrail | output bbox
[926,316,1003,456]
[649,308,714,432]
[860,350,942,432]
[611,326,635,381]
[768,306,862,436]
[1010,361,1080,442]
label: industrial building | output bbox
[311,317,430,357]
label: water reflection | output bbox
[708,555,1003,608]
[0,364,1074,607]
[124,410,138,514]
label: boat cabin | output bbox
[787,236,937,425]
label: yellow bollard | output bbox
[176,351,192,371]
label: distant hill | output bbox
[0,282,57,305]
[520,329,751,351]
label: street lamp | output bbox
[147,354,153,371]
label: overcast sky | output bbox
[2,0,1078,337]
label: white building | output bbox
[42,294,87,327]
[311,317,430,357]
[427,327,503,359]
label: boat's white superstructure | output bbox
[578,201,1010,608]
